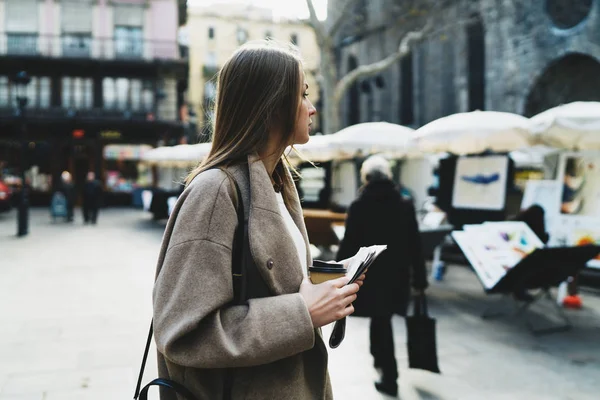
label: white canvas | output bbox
[452,155,509,210]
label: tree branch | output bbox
[333,21,432,106]
[304,0,327,41]
[328,0,365,37]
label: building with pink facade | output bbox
[0,0,187,206]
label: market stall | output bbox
[528,102,600,274]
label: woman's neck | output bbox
[258,135,285,179]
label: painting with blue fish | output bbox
[461,173,501,185]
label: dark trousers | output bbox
[66,203,74,222]
[83,203,99,224]
[370,316,398,382]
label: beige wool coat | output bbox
[152,154,333,400]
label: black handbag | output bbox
[405,293,441,373]
[133,169,250,400]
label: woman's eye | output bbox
[303,92,309,98]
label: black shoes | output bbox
[375,380,398,397]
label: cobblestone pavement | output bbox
[1,208,599,400]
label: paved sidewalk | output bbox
[1,208,599,399]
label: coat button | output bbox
[266,259,274,270]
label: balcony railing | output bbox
[0,33,182,61]
[0,106,180,123]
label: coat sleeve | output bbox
[152,179,315,369]
[405,201,429,290]
[336,201,363,262]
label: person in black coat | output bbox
[82,171,103,225]
[337,155,428,397]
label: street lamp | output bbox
[14,71,31,237]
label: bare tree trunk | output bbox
[304,0,434,134]
[319,45,340,135]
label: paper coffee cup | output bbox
[309,262,347,284]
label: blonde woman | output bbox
[152,41,364,399]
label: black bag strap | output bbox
[139,378,198,400]
[133,167,247,400]
[413,293,429,317]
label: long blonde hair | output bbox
[186,41,304,194]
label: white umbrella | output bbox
[141,143,213,167]
[530,101,600,150]
[329,122,414,159]
[288,134,338,163]
[288,122,415,162]
[411,111,534,155]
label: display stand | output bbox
[478,246,600,335]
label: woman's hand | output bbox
[299,276,359,328]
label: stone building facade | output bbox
[330,0,600,128]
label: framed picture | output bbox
[452,155,509,210]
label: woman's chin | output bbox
[294,133,311,146]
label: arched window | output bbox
[524,53,600,116]
[466,14,485,111]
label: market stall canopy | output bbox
[530,101,600,150]
[409,111,534,155]
[141,142,213,167]
[289,134,339,162]
[290,122,415,162]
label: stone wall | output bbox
[332,0,600,128]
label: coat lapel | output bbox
[246,154,307,295]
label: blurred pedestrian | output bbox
[59,171,75,222]
[151,40,365,400]
[337,154,429,397]
[82,171,102,225]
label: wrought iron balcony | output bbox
[0,33,181,61]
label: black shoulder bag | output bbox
[133,169,249,400]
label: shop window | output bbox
[115,26,143,58]
[5,0,38,55]
[115,78,130,109]
[62,77,93,109]
[130,79,142,111]
[142,80,155,111]
[103,144,153,193]
[6,33,38,55]
[103,78,116,109]
[61,0,92,57]
[103,77,152,111]
[0,77,9,106]
[38,77,51,108]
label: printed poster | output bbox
[553,153,600,269]
[452,155,509,210]
[557,153,600,217]
[453,221,544,289]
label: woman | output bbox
[152,41,363,399]
[337,155,428,397]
